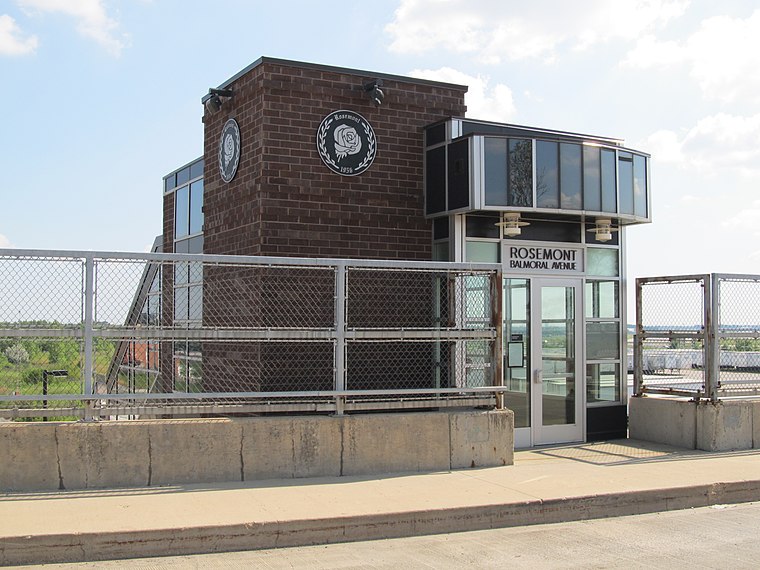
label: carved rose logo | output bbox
[333,125,362,160]
[317,111,376,176]
[223,134,235,167]
[219,118,241,183]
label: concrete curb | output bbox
[3,479,759,565]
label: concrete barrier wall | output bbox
[0,410,514,492]
[629,396,760,451]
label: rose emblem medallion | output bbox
[219,118,241,183]
[317,110,376,176]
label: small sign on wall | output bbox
[316,110,376,176]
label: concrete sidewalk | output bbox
[2,439,760,566]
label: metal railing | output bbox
[634,274,760,401]
[0,249,504,419]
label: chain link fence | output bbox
[0,250,503,419]
[635,274,760,400]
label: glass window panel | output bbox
[432,241,449,261]
[425,123,446,147]
[587,321,620,359]
[536,141,559,208]
[633,154,647,217]
[508,139,533,207]
[188,261,203,283]
[466,241,499,262]
[174,262,189,285]
[618,152,634,215]
[466,214,500,238]
[174,186,189,239]
[601,149,617,213]
[587,363,620,403]
[447,139,470,210]
[560,143,582,210]
[484,137,508,206]
[188,360,203,393]
[425,147,446,215]
[188,285,203,321]
[164,174,176,192]
[174,239,189,254]
[518,219,581,243]
[587,248,619,276]
[189,180,204,235]
[147,294,160,326]
[583,146,601,211]
[149,270,160,292]
[585,280,619,319]
[176,167,190,186]
[186,235,203,254]
[504,278,530,428]
[190,159,204,180]
[174,287,188,322]
[433,217,449,240]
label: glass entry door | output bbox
[530,278,583,445]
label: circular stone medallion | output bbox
[219,118,241,183]
[316,110,376,176]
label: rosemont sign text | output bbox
[505,245,584,274]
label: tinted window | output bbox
[189,180,204,235]
[516,220,581,243]
[164,174,176,192]
[433,217,449,239]
[508,139,532,207]
[601,149,617,213]
[484,137,508,206]
[536,141,559,208]
[447,139,470,210]
[466,214,500,238]
[618,152,634,215]
[633,154,647,217]
[425,147,446,215]
[560,143,582,210]
[176,167,190,186]
[174,186,189,239]
[190,159,204,180]
[583,146,601,212]
[426,123,446,147]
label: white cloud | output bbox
[723,200,760,236]
[0,14,37,55]
[386,0,689,64]
[408,67,516,122]
[17,0,127,56]
[623,10,760,103]
[0,233,13,248]
[642,113,760,175]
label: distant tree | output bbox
[4,344,29,364]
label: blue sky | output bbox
[2,0,760,289]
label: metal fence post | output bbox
[634,278,643,397]
[83,255,95,420]
[334,263,347,415]
[491,269,504,409]
[707,274,720,402]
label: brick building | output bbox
[156,57,652,447]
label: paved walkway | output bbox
[2,439,760,565]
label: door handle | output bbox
[533,369,543,384]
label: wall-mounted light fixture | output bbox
[496,212,530,238]
[363,79,384,106]
[204,88,233,115]
[588,217,619,242]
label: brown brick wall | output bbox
[202,59,467,260]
